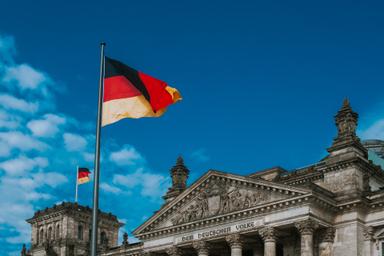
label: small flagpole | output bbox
[75,166,79,203]
[90,42,105,256]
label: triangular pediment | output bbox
[134,170,311,235]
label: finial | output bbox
[343,98,350,107]
[122,232,129,246]
[176,156,184,166]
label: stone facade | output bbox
[24,100,384,256]
[25,202,122,256]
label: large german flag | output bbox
[102,57,181,126]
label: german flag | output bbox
[78,167,91,184]
[102,57,181,126]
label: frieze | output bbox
[174,219,262,244]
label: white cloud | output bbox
[113,168,169,199]
[0,94,38,113]
[190,148,210,163]
[360,119,384,140]
[27,114,66,138]
[3,64,48,90]
[109,145,144,166]
[63,133,87,151]
[0,110,21,129]
[101,182,122,194]
[0,156,48,176]
[0,131,48,152]
[32,172,68,188]
[82,152,95,162]
[0,141,11,157]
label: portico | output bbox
[142,219,334,256]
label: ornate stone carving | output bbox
[259,226,276,242]
[193,240,210,254]
[327,99,367,156]
[363,226,374,241]
[319,227,335,243]
[166,246,182,256]
[122,232,129,247]
[225,233,243,248]
[171,179,279,225]
[295,219,319,235]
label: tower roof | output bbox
[327,99,367,157]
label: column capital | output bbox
[225,233,243,248]
[259,226,276,242]
[166,246,182,256]
[193,240,210,254]
[320,227,335,243]
[294,219,319,235]
[363,226,374,242]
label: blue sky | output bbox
[1,0,384,255]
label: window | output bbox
[39,229,44,244]
[56,224,60,239]
[48,226,53,241]
[100,231,107,245]
[78,225,83,240]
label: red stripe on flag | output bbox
[138,72,173,112]
[104,75,142,102]
[78,172,90,179]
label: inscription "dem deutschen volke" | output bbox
[178,220,260,243]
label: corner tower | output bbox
[163,156,190,203]
[26,202,122,256]
[327,98,367,158]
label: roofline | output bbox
[133,169,312,235]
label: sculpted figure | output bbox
[219,193,231,214]
[230,190,243,210]
[196,193,209,218]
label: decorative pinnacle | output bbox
[176,156,184,166]
[343,98,350,107]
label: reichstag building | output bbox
[22,100,384,256]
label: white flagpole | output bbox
[75,166,79,203]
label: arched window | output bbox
[36,228,40,244]
[48,226,53,241]
[78,225,83,240]
[56,224,60,239]
[100,231,107,245]
[39,228,44,244]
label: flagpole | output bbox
[75,166,79,203]
[90,42,105,256]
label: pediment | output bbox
[134,170,310,235]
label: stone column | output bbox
[193,240,210,256]
[295,219,319,256]
[226,233,243,256]
[363,227,374,256]
[318,227,335,256]
[259,226,276,256]
[166,246,182,256]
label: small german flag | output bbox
[78,167,91,184]
[102,57,181,126]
